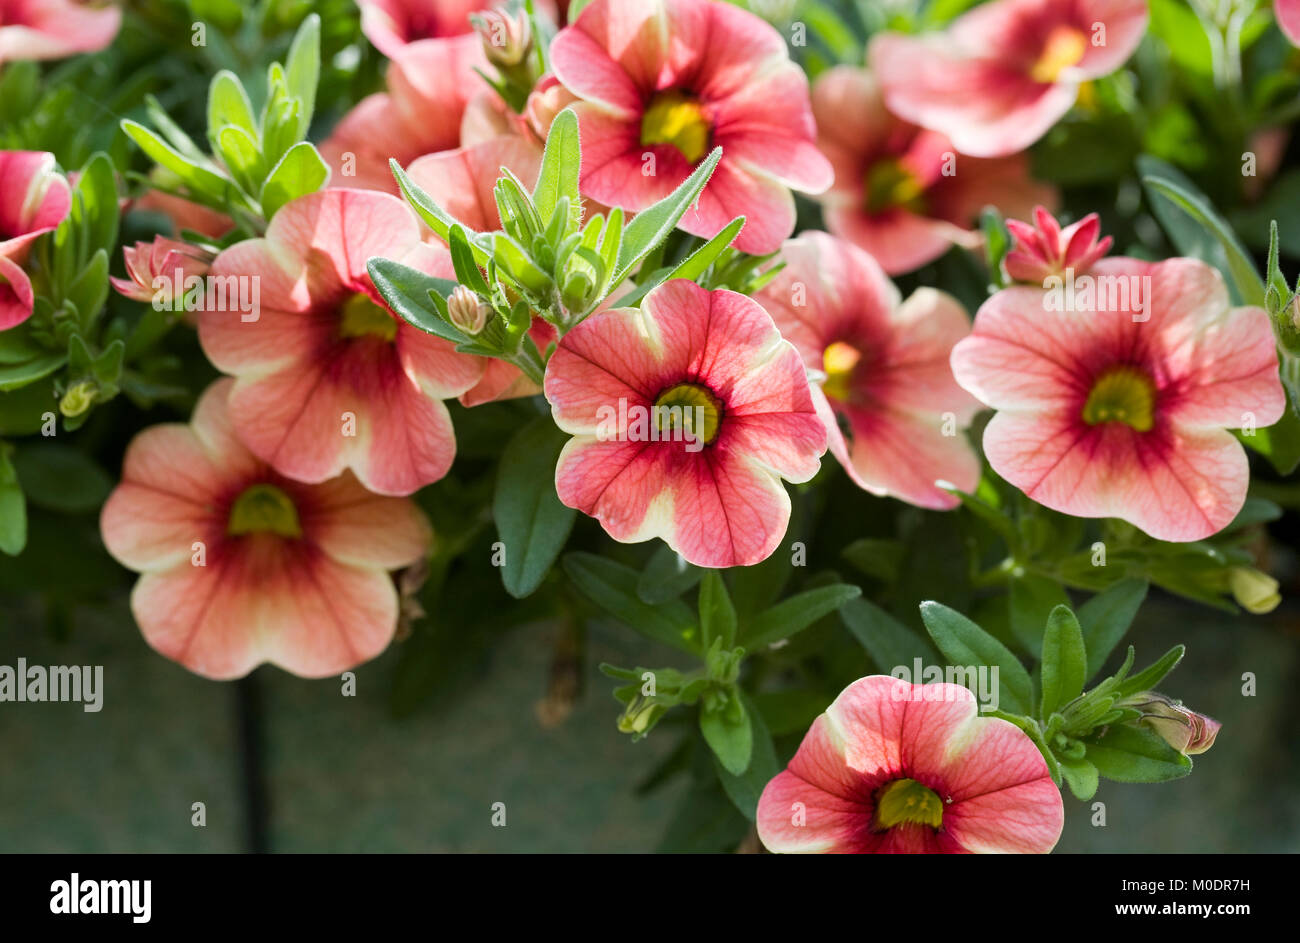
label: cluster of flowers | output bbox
[3,0,1289,853]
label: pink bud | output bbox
[1003,205,1112,285]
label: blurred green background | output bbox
[2,588,1296,853]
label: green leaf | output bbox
[0,447,26,556]
[1009,572,1069,653]
[919,601,1034,715]
[1086,724,1193,783]
[217,125,266,195]
[532,107,582,235]
[1077,579,1148,678]
[1040,605,1087,719]
[1138,154,1264,306]
[666,217,745,284]
[283,13,320,135]
[841,598,941,671]
[745,584,861,650]
[699,692,752,777]
[636,544,702,604]
[1115,644,1185,698]
[493,418,576,598]
[207,71,258,142]
[260,142,329,221]
[698,571,737,650]
[366,258,466,344]
[613,147,722,286]
[563,552,699,654]
[1058,756,1100,800]
[11,443,111,513]
[121,120,231,201]
[1240,403,1300,475]
[713,692,778,821]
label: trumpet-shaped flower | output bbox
[757,675,1064,854]
[355,0,491,57]
[0,150,71,329]
[199,188,483,496]
[950,257,1285,541]
[871,0,1149,158]
[549,0,832,255]
[320,38,488,193]
[544,279,826,568]
[757,232,981,509]
[811,66,1054,274]
[100,379,432,680]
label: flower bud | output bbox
[1004,205,1112,284]
[1229,566,1281,614]
[617,695,667,737]
[59,379,97,418]
[471,9,532,69]
[1122,692,1221,756]
[447,285,491,335]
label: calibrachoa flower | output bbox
[549,0,833,255]
[544,279,826,568]
[0,0,121,64]
[199,188,483,497]
[100,379,432,680]
[1279,0,1300,46]
[355,0,492,58]
[757,675,1064,854]
[951,257,1286,541]
[0,150,71,329]
[110,236,214,307]
[871,0,1149,158]
[320,38,487,193]
[811,65,1054,274]
[756,232,980,509]
[1004,204,1111,283]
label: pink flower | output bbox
[549,0,832,255]
[757,232,981,510]
[757,675,1063,854]
[872,0,1149,158]
[0,0,121,64]
[320,38,488,193]
[405,136,542,234]
[544,279,826,567]
[951,257,1286,541]
[812,65,1055,274]
[198,188,483,497]
[356,0,491,58]
[100,379,431,680]
[0,150,71,329]
[110,237,214,306]
[1004,205,1111,283]
[1278,0,1300,46]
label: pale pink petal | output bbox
[306,472,432,569]
[405,136,543,234]
[1281,0,1300,45]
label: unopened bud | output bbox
[617,695,667,736]
[59,380,97,418]
[447,286,490,335]
[1229,567,1280,614]
[1122,692,1221,756]
[471,9,532,68]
